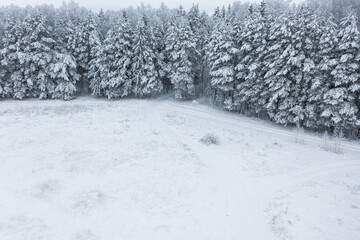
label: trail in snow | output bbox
[149,101,277,240]
[162,101,360,154]
[151,99,360,240]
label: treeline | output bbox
[0,0,359,136]
[209,4,360,136]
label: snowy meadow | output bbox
[1,0,360,239]
[0,98,360,240]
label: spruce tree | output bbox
[52,10,80,100]
[306,16,338,128]
[237,4,269,114]
[322,12,360,130]
[132,15,162,97]
[166,17,197,99]
[207,19,238,109]
[88,41,106,97]
[288,9,319,128]
[49,52,80,100]
[152,18,168,92]
[70,13,101,95]
[0,17,24,98]
[96,12,134,98]
[97,9,109,39]
[188,4,206,95]
[22,9,56,99]
[262,13,295,125]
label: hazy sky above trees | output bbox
[3,0,305,12]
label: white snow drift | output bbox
[0,98,359,240]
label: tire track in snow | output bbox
[149,102,277,240]
[256,161,360,199]
[160,100,360,198]
[163,102,360,154]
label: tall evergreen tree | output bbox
[88,40,105,97]
[188,4,206,95]
[0,16,24,98]
[132,15,162,97]
[70,12,101,95]
[262,13,295,125]
[22,9,56,99]
[207,19,238,109]
[51,10,80,100]
[166,17,197,99]
[152,15,169,92]
[306,15,337,128]
[322,12,360,130]
[97,9,109,39]
[287,9,320,128]
[93,12,134,98]
[49,52,80,100]
[249,1,272,115]
[237,4,269,114]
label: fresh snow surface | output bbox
[0,97,359,240]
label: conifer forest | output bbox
[1,1,360,240]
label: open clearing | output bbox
[0,98,359,240]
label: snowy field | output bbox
[0,98,359,240]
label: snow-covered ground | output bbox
[0,97,359,240]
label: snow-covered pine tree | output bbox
[57,1,85,56]
[152,14,168,93]
[225,4,235,24]
[188,4,205,96]
[54,10,69,52]
[22,9,56,99]
[207,19,238,109]
[49,52,80,100]
[235,6,256,112]
[96,12,134,98]
[287,9,320,128]
[132,15,162,98]
[220,6,227,21]
[166,16,197,100]
[153,5,173,92]
[51,10,81,100]
[237,2,269,114]
[257,9,321,127]
[70,12,101,95]
[113,12,134,98]
[0,16,24,98]
[201,7,224,97]
[53,6,80,53]
[248,1,272,115]
[176,5,187,18]
[306,15,338,128]
[261,13,295,125]
[88,40,105,97]
[198,11,212,96]
[97,9,109,39]
[322,12,360,131]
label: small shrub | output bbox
[200,133,219,146]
